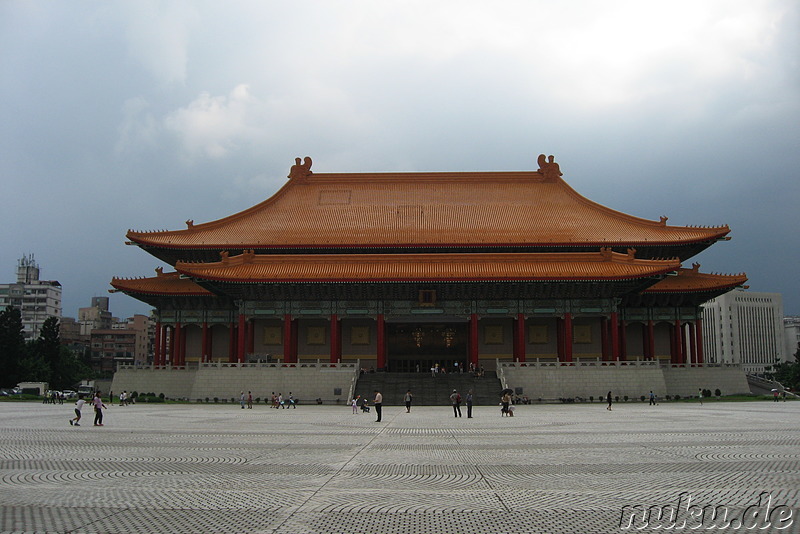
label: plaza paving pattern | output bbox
[0,400,798,533]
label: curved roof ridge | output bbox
[126,156,731,249]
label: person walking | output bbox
[450,389,462,418]
[466,389,474,418]
[240,392,246,409]
[92,392,106,426]
[352,395,360,414]
[404,390,413,413]
[69,395,86,426]
[247,391,253,409]
[606,391,613,411]
[373,390,383,422]
[649,390,656,406]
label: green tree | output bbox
[36,317,63,387]
[58,345,93,389]
[0,307,26,386]
[773,346,800,391]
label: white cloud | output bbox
[163,84,262,160]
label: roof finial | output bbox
[288,156,313,181]
[537,154,562,182]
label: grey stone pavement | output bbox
[0,400,798,534]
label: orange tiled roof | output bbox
[644,265,747,293]
[110,269,212,296]
[127,159,729,250]
[174,249,681,283]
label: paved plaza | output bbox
[0,400,798,533]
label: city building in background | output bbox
[784,316,800,363]
[0,255,61,340]
[78,296,112,336]
[701,290,786,373]
[90,314,152,375]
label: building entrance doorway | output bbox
[387,322,468,373]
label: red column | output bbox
[228,322,236,363]
[330,314,340,363]
[677,320,685,364]
[600,317,609,360]
[207,324,214,361]
[647,320,655,361]
[237,314,246,363]
[290,319,299,363]
[283,314,293,363]
[609,312,619,361]
[154,321,162,366]
[619,320,627,361]
[201,322,208,362]
[563,313,573,363]
[173,323,182,367]
[376,314,386,370]
[695,318,704,365]
[557,318,564,361]
[514,314,526,362]
[247,320,255,355]
[180,326,187,366]
[641,323,649,360]
[469,314,479,368]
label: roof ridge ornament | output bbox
[186,219,194,230]
[659,216,668,226]
[288,156,313,181]
[537,154,562,182]
[155,266,164,277]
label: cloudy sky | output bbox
[1,1,798,320]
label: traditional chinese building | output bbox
[111,155,747,374]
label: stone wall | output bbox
[112,363,359,404]
[500,362,749,401]
[500,362,666,400]
[661,365,750,397]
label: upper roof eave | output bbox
[642,266,748,293]
[173,250,682,284]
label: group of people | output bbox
[69,391,106,427]
[428,363,486,377]
[269,392,296,409]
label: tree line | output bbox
[0,307,93,390]
[772,344,800,392]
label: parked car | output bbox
[62,390,77,399]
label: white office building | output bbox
[0,255,62,340]
[701,289,785,373]
[784,316,800,363]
